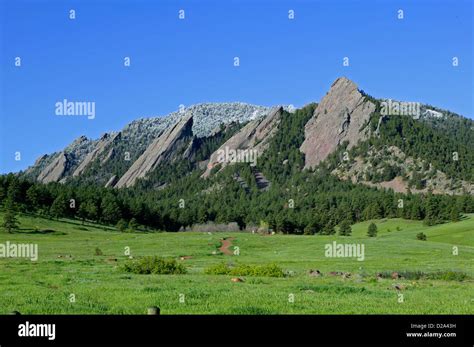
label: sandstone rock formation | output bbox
[202,107,283,177]
[24,103,271,184]
[115,114,194,188]
[73,133,119,177]
[29,135,95,183]
[300,77,376,169]
[104,175,118,188]
[37,153,68,183]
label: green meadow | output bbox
[0,213,473,314]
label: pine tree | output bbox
[322,222,336,235]
[101,194,121,225]
[339,220,352,236]
[450,205,460,222]
[78,200,98,223]
[424,194,439,226]
[367,222,378,237]
[26,185,40,211]
[6,178,22,205]
[50,194,68,220]
[410,201,423,220]
[1,198,19,233]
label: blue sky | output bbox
[0,0,472,173]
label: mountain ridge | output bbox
[20,77,474,197]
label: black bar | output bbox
[0,315,472,346]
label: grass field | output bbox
[0,213,473,314]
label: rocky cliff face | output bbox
[115,114,194,188]
[21,78,471,196]
[202,107,283,177]
[23,103,269,185]
[300,77,376,169]
[32,135,95,183]
[36,153,68,183]
[72,133,119,177]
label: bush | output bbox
[129,218,139,230]
[378,270,426,280]
[116,219,128,232]
[122,256,187,275]
[416,232,427,241]
[426,271,468,281]
[205,263,285,277]
[204,262,231,275]
[378,270,469,281]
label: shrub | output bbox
[426,271,468,281]
[204,262,232,275]
[116,219,128,232]
[122,256,187,275]
[378,270,469,281]
[378,270,426,280]
[205,263,285,277]
[129,218,139,230]
[416,232,427,241]
[303,225,315,235]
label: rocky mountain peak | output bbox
[300,77,376,169]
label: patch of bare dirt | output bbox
[219,237,235,255]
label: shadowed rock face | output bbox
[115,114,194,188]
[202,107,283,177]
[37,153,68,183]
[104,175,118,188]
[28,135,95,183]
[72,133,119,177]
[300,77,376,169]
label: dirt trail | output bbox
[219,237,235,255]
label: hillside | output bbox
[0,212,472,314]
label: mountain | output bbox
[20,77,474,196]
[300,77,376,169]
[23,102,270,186]
[6,77,474,234]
